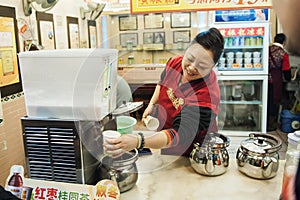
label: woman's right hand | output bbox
[142,103,155,118]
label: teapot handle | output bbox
[249,133,282,153]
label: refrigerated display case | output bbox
[214,22,270,136]
[215,22,269,75]
[217,75,268,136]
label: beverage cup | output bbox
[226,52,234,59]
[253,57,260,64]
[236,58,243,64]
[102,130,121,155]
[103,130,121,144]
[253,51,261,58]
[235,52,243,58]
[244,58,252,64]
[244,52,252,58]
[143,115,159,131]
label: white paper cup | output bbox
[244,58,252,64]
[226,52,234,59]
[236,58,243,64]
[103,130,121,144]
[102,130,121,156]
[143,116,159,131]
[253,57,260,64]
[253,51,261,58]
[235,52,243,58]
[244,52,252,58]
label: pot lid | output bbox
[200,132,230,148]
[240,133,281,154]
[112,101,143,115]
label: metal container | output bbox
[236,133,282,179]
[190,132,230,176]
[98,149,138,193]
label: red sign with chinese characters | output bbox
[218,27,265,37]
[131,0,271,14]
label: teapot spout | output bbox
[262,156,278,178]
[205,155,215,174]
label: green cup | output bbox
[116,116,137,134]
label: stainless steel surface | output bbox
[236,133,282,179]
[98,149,139,193]
[190,133,230,176]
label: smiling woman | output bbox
[104,28,224,158]
[182,44,215,82]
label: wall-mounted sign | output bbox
[131,0,272,14]
[171,12,191,28]
[0,5,22,97]
[0,17,19,88]
[119,15,138,31]
[218,27,265,37]
[144,13,164,29]
[215,9,269,22]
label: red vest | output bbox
[157,55,220,156]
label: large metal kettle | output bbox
[98,149,138,193]
[189,132,230,176]
[236,133,282,179]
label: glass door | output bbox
[217,76,267,136]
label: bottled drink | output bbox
[280,131,300,200]
[6,165,24,198]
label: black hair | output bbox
[274,33,286,44]
[190,27,224,64]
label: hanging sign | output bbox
[130,0,272,14]
[215,9,269,22]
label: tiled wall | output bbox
[0,93,26,186]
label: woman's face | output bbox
[182,43,215,82]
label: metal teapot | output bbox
[190,132,230,176]
[236,133,282,179]
[98,149,138,193]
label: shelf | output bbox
[118,64,165,68]
[218,67,263,71]
[220,100,262,105]
[224,46,263,49]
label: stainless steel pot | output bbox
[190,132,230,176]
[236,133,282,179]
[98,149,138,193]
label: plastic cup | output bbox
[143,116,159,131]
